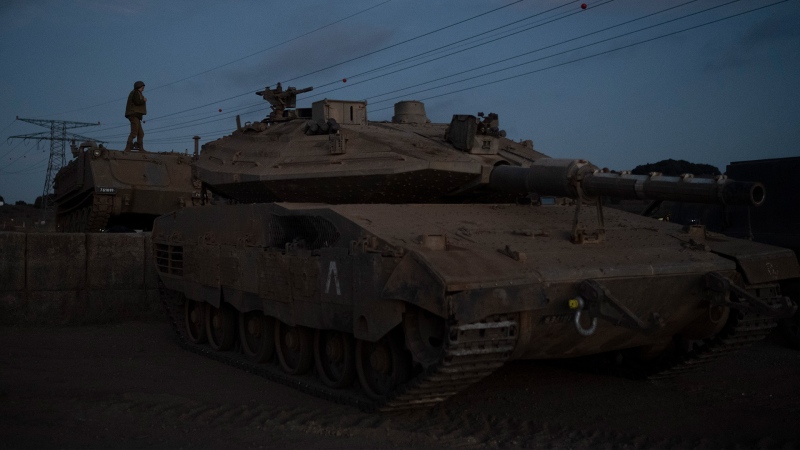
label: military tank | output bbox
[152,85,799,411]
[53,141,202,232]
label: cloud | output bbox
[740,10,800,45]
[705,9,800,71]
[220,24,395,90]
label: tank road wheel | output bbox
[206,303,237,351]
[275,322,314,375]
[184,300,207,344]
[356,333,411,400]
[239,311,275,363]
[314,330,356,388]
[403,306,446,367]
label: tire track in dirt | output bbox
[64,392,687,449]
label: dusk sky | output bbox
[1,0,798,203]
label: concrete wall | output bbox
[0,232,161,326]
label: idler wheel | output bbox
[205,303,237,351]
[239,311,275,363]
[184,300,207,344]
[275,322,313,375]
[314,330,356,388]
[356,332,411,399]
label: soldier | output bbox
[125,80,147,152]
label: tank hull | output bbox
[53,146,200,231]
[153,201,798,408]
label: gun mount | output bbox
[255,83,314,124]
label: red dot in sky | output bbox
[218,108,222,112]
[581,3,587,9]
[342,78,347,83]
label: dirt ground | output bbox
[1,320,799,449]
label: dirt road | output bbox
[1,321,799,448]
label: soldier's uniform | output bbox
[125,81,147,151]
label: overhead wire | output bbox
[370,0,787,112]
[70,0,537,145]
[78,0,756,147]
[308,0,609,98]
[276,0,526,85]
[364,0,712,105]
[1,140,44,171]
[309,0,580,91]
[35,0,395,119]
[13,0,784,158]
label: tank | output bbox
[642,157,800,348]
[152,85,799,411]
[53,141,202,232]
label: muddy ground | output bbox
[1,321,799,449]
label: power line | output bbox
[35,1,395,119]
[277,0,526,85]
[84,0,529,140]
[311,0,585,93]
[370,0,787,112]
[365,0,711,105]
[309,0,606,99]
[6,118,104,213]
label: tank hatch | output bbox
[311,99,367,125]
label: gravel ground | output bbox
[1,321,799,449]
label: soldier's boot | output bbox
[136,140,147,152]
[124,140,133,152]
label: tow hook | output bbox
[705,272,797,318]
[568,296,597,336]
[568,279,664,337]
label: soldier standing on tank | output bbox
[125,80,147,152]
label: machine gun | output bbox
[256,83,313,123]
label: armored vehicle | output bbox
[152,85,799,410]
[53,141,202,232]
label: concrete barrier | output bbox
[0,232,161,326]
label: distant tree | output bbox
[631,159,720,177]
[0,195,4,204]
[15,200,27,206]
[34,196,42,209]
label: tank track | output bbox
[618,284,782,380]
[159,285,517,412]
[56,194,113,232]
[646,290,780,380]
[86,195,113,232]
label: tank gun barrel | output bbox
[489,158,765,206]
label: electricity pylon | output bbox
[9,117,105,215]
